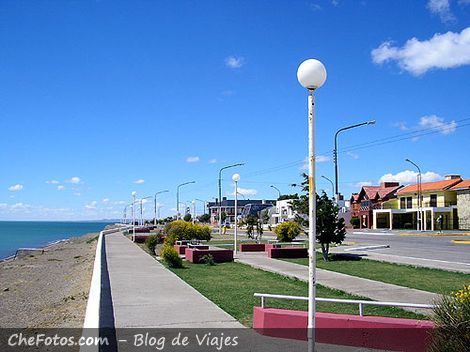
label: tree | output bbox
[183,213,192,222]
[221,211,227,223]
[245,214,263,242]
[198,214,211,223]
[290,173,346,261]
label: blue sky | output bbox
[1,0,469,220]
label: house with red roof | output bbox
[350,182,403,229]
[372,175,466,231]
[450,180,470,230]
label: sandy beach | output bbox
[0,233,98,328]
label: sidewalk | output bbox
[235,252,438,315]
[103,233,381,352]
[105,232,242,328]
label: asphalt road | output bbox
[345,230,470,265]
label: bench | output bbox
[185,248,234,263]
[240,243,266,252]
[268,247,308,258]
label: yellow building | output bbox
[373,175,462,230]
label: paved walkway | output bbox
[103,233,381,352]
[105,232,242,328]
[235,252,438,315]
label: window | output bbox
[406,197,412,209]
[400,198,406,209]
[430,194,437,207]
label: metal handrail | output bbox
[254,293,435,317]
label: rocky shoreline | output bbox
[0,232,98,328]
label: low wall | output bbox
[253,307,434,352]
[268,247,308,258]
[240,243,266,252]
[185,248,233,263]
[174,245,187,255]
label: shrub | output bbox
[430,285,470,351]
[183,214,192,222]
[144,234,161,254]
[199,254,215,266]
[164,220,211,242]
[350,217,360,228]
[274,221,302,242]
[160,245,183,268]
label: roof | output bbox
[450,179,470,191]
[350,193,359,202]
[398,178,462,194]
[358,184,402,201]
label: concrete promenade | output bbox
[103,233,382,351]
[235,252,438,315]
[105,232,242,328]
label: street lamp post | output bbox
[232,173,240,255]
[177,181,195,220]
[334,120,375,203]
[140,196,153,226]
[131,191,137,241]
[297,58,327,352]
[191,200,196,224]
[321,175,335,200]
[195,199,207,214]
[270,185,281,199]
[405,158,423,231]
[218,163,244,234]
[270,185,282,224]
[154,190,169,226]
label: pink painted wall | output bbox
[253,307,434,351]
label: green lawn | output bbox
[168,261,426,327]
[282,254,470,295]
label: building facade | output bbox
[350,182,402,229]
[207,198,275,225]
[451,180,470,230]
[373,175,463,230]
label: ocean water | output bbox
[0,221,110,259]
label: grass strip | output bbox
[168,261,426,327]
[282,254,469,295]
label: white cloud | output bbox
[419,115,457,135]
[57,185,65,191]
[8,184,23,192]
[235,187,258,196]
[85,201,98,209]
[208,159,217,164]
[347,152,359,160]
[379,170,443,185]
[102,198,110,203]
[67,176,81,184]
[134,179,145,184]
[371,27,470,75]
[46,180,60,184]
[186,156,200,163]
[225,56,244,69]
[74,192,81,196]
[427,0,455,23]
[301,155,330,170]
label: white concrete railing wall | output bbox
[83,225,130,328]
